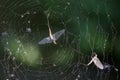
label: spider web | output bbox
[0,0,119,80]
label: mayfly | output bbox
[87,52,104,70]
[87,52,118,71]
[38,13,65,45]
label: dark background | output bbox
[0,0,120,80]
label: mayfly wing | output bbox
[53,29,65,40]
[94,58,104,70]
[38,29,65,45]
[38,37,53,45]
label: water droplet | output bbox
[67,2,70,5]
[53,64,56,67]
[26,27,31,33]
[77,75,80,78]
[28,20,30,23]
[10,74,15,77]
[21,15,24,18]
[33,11,37,14]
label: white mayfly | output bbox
[87,52,104,70]
[38,13,65,45]
[87,52,118,71]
